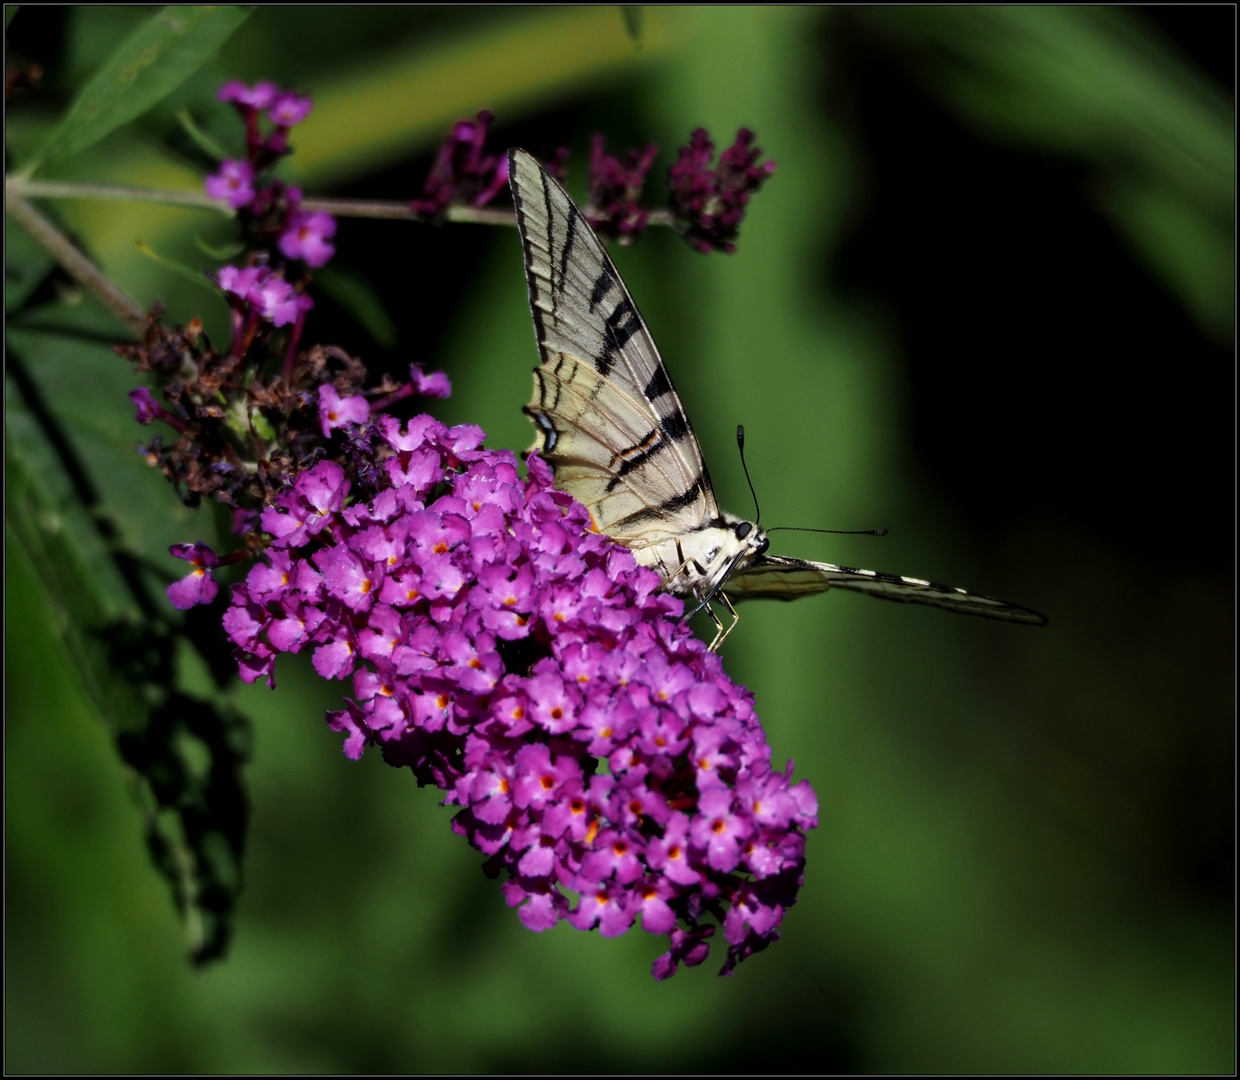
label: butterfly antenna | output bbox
[736,425,760,525]
[766,525,889,536]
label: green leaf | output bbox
[194,233,247,261]
[285,7,679,187]
[25,5,252,175]
[6,294,251,966]
[6,296,195,566]
[135,238,219,292]
[250,409,276,441]
[316,263,399,349]
[177,105,231,162]
[114,687,252,967]
[1098,177,1234,344]
[621,6,644,45]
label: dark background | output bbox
[6,7,1233,1072]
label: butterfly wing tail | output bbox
[727,555,1047,626]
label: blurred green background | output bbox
[5,6,1233,1072]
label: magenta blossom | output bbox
[667,128,777,254]
[279,209,337,268]
[318,384,370,436]
[205,159,257,210]
[219,81,279,110]
[168,542,220,609]
[268,91,313,128]
[410,110,510,218]
[411,364,451,399]
[215,265,308,328]
[586,135,659,244]
[204,409,817,979]
[210,81,316,206]
[129,386,160,424]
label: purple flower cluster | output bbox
[204,81,336,269]
[214,262,314,370]
[667,128,777,254]
[154,79,801,979]
[206,410,817,978]
[586,135,659,244]
[399,109,776,257]
[410,110,511,219]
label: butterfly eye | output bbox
[734,522,752,540]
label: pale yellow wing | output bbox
[508,147,719,540]
[526,352,716,546]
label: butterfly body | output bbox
[508,148,1045,646]
[631,513,769,611]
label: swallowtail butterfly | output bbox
[508,148,1045,648]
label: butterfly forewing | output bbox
[509,148,719,544]
[726,554,1047,626]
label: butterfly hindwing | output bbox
[726,554,1047,626]
[526,352,716,540]
[509,147,719,544]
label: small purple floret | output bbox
[318,384,370,436]
[411,364,451,399]
[168,542,220,609]
[205,159,257,210]
[216,264,262,299]
[248,273,301,326]
[129,387,160,424]
[218,81,279,110]
[216,265,308,328]
[279,210,337,268]
[268,92,313,128]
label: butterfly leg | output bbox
[660,556,696,594]
[656,557,739,651]
[707,592,741,653]
[703,603,726,652]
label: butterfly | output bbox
[507,148,1046,649]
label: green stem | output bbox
[9,179,232,214]
[5,176,677,227]
[5,184,149,336]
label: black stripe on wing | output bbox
[611,476,708,532]
[600,296,643,378]
[727,554,1047,626]
[507,147,720,521]
[511,153,549,358]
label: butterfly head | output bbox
[699,513,769,596]
[730,517,769,561]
